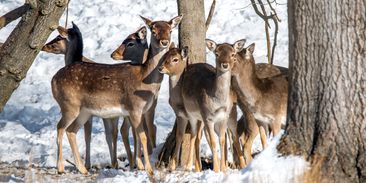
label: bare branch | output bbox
[270,12,279,65]
[266,0,282,22]
[205,0,216,32]
[0,4,31,30]
[250,0,275,20]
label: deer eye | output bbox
[215,52,219,57]
[231,53,235,57]
[172,58,179,62]
[127,42,135,47]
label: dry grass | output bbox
[300,156,329,183]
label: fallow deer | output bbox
[42,26,149,170]
[232,43,288,150]
[52,16,182,175]
[158,46,200,171]
[236,62,288,165]
[159,46,246,171]
[171,39,245,172]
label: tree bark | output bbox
[0,0,68,112]
[157,0,206,168]
[0,4,31,30]
[177,0,206,63]
[278,0,366,182]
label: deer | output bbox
[110,32,157,169]
[158,46,246,171]
[166,39,244,172]
[51,15,182,175]
[231,42,288,155]
[42,26,149,170]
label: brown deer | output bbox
[159,46,246,171]
[42,26,149,170]
[232,42,288,148]
[52,16,182,175]
[172,39,246,172]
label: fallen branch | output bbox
[0,4,31,30]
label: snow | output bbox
[0,0,307,182]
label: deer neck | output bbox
[65,37,83,65]
[233,60,262,105]
[214,70,232,101]
[141,42,169,85]
[169,71,184,94]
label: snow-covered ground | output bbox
[0,0,308,182]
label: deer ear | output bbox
[205,39,217,51]
[57,26,68,38]
[233,39,246,53]
[247,43,255,53]
[136,26,147,40]
[169,42,176,49]
[140,15,153,28]
[181,46,189,60]
[169,15,183,29]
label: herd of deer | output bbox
[41,15,288,176]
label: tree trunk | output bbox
[157,0,206,168]
[277,0,366,182]
[0,0,68,112]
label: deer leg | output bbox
[103,117,119,168]
[206,122,219,172]
[227,107,246,169]
[194,121,204,172]
[259,125,268,149]
[131,113,154,176]
[271,118,282,137]
[142,118,153,155]
[185,120,198,172]
[219,122,228,172]
[144,99,157,149]
[170,116,188,171]
[121,117,134,170]
[56,109,79,174]
[84,117,92,170]
[65,111,91,174]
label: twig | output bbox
[0,4,31,30]
[251,0,272,64]
[270,12,279,65]
[205,0,216,32]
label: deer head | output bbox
[56,22,83,64]
[111,26,149,64]
[159,46,188,76]
[42,35,68,54]
[140,15,183,49]
[206,39,246,73]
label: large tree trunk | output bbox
[277,0,366,182]
[157,0,206,168]
[0,0,68,112]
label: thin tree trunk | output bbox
[278,0,366,182]
[0,0,68,112]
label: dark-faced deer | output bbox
[52,16,182,175]
[110,28,156,170]
[42,26,149,170]
[232,43,288,147]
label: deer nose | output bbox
[111,52,123,60]
[160,40,169,47]
[221,63,229,70]
[158,66,164,73]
